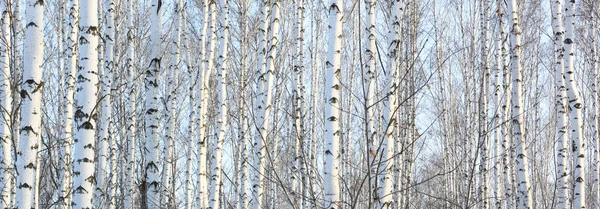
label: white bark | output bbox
[364,0,378,205]
[199,1,217,208]
[380,1,403,208]
[507,0,533,208]
[196,0,210,208]
[124,0,137,207]
[551,0,569,208]
[324,0,343,208]
[563,0,585,208]
[0,0,11,206]
[210,1,229,208]
[162,0,182,207]
[251,1,270,208]
[15,0,44,207]
[59,0,78,207]
[291,0,305,206]
[145,0,162,207]
[72,0,99,207]
[96,0,115,207]
[478,1,490,208]
[182,2,196,209]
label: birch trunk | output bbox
[59,0,79,207]
[183,2,196,208]
[124,0,137,207]
[71,0,99,207]
[492,1,503,208]
[196,0,210,207]
[507,0,533,208]
[563,0,585,208]
[291,0,305,206]
[478,1,490,208]
[551,0,570,208]
[380,1,403,208]
[15,0,44,207]
[96,0,115,206]
[210,1,229,208]
[324,0,343,208]
[163,0,182,207]
[363,0,378,206]
[145,0,162,207]
[251,1,270,208]
[0,0,11,206]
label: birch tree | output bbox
[507,0,533,208]
[145,0,163,207]
[124,0,138,207]
[210,1,229,208]
[324,0,343,208]
[71,0,100,207]
[59,0,79,207]
[15,0,44,207]
[478,0,490,208]
[563,0,585,208]
[551,0,570,208]
[251,1,270,208]
[0,0,11,206]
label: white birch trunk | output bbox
[0,0,11,206]
[124,0,137,207]
[291,0,305,206]
[196,0,210,207]
[199,1,217,208]
[238,1,250,208]
[478,1,490,208]
[324,0,343,208]
[210,1,229,208]
[266,2,280,206]
[551,0,570,208]
[507,0,533,208]
[15,0,44,207]
[182,2,196,209]
[96,0,115,206]
[363,0,378,206]
[145,0,162,207]
[162,0,182,207]
[251,1,270,208]
[563,0,585,208]
[59,0,79,207]
[72,0,99,207]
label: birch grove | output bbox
[2,0,600,208]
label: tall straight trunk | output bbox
[364,0,378,206]
[592,11,600,209]
[196,0,210,207]
[324,0,343,208]
[251,1,270,209]
[478,0,490,208]
[266,2,280,207]
[163,0,182,207]
[497,3,513,208]
[210,1,229,208]
[60,0,79,207]
[380,1,403,208]
[15,0,44,207]
[96,0,115,206]
[104,0,116,207]
[291,0,305,206]
[551,0,569,208]
[0,0,11,206]
[507,0,533,208]
[492,1,503,208]
[72,0,99,207]
[238,1,250,208]
[145,0,162,207]
[563,0,585,208]
[182,2,196,209]
[124,0,137,207]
